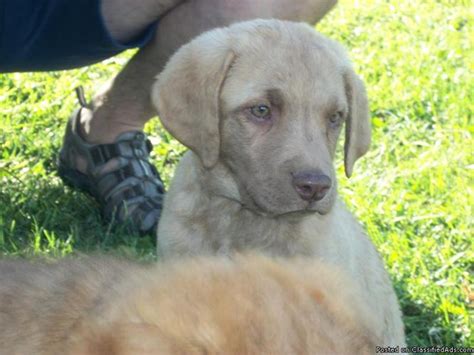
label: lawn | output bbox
[0,0,472,351]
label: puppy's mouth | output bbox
[242,194,331,218]
[307,200,333,214]
[230,178,333,217]
[277,202,332,218]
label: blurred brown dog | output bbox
[0,254,379,354]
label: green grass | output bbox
[0,0,472,351]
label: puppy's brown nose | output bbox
[292,172,331,201]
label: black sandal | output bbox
[57,88,165,235]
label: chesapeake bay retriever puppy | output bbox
[152,19,405,346]
[0,254,378,355]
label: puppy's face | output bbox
[153,20,370,216]
[219,36,348,215]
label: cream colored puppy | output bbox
[152,19,405,346]
[0,254,378,355]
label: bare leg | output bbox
[81,0,338,143]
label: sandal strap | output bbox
[88,132,153,167]
[90,134,164,233]
[75,86,91,109]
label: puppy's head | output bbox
[152,20,370,216]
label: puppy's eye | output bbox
[250,105,271,120]
[329,111,344,125]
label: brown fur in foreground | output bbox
[0,254,378,354]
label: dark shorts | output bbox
[0,0,157,72]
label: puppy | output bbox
[152,19,405,346]
[0,254,378,354]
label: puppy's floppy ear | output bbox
[343,70,371,178]
[152,32,235,168]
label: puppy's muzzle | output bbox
[292,171,332,202]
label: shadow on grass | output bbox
[0,182,157,259]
